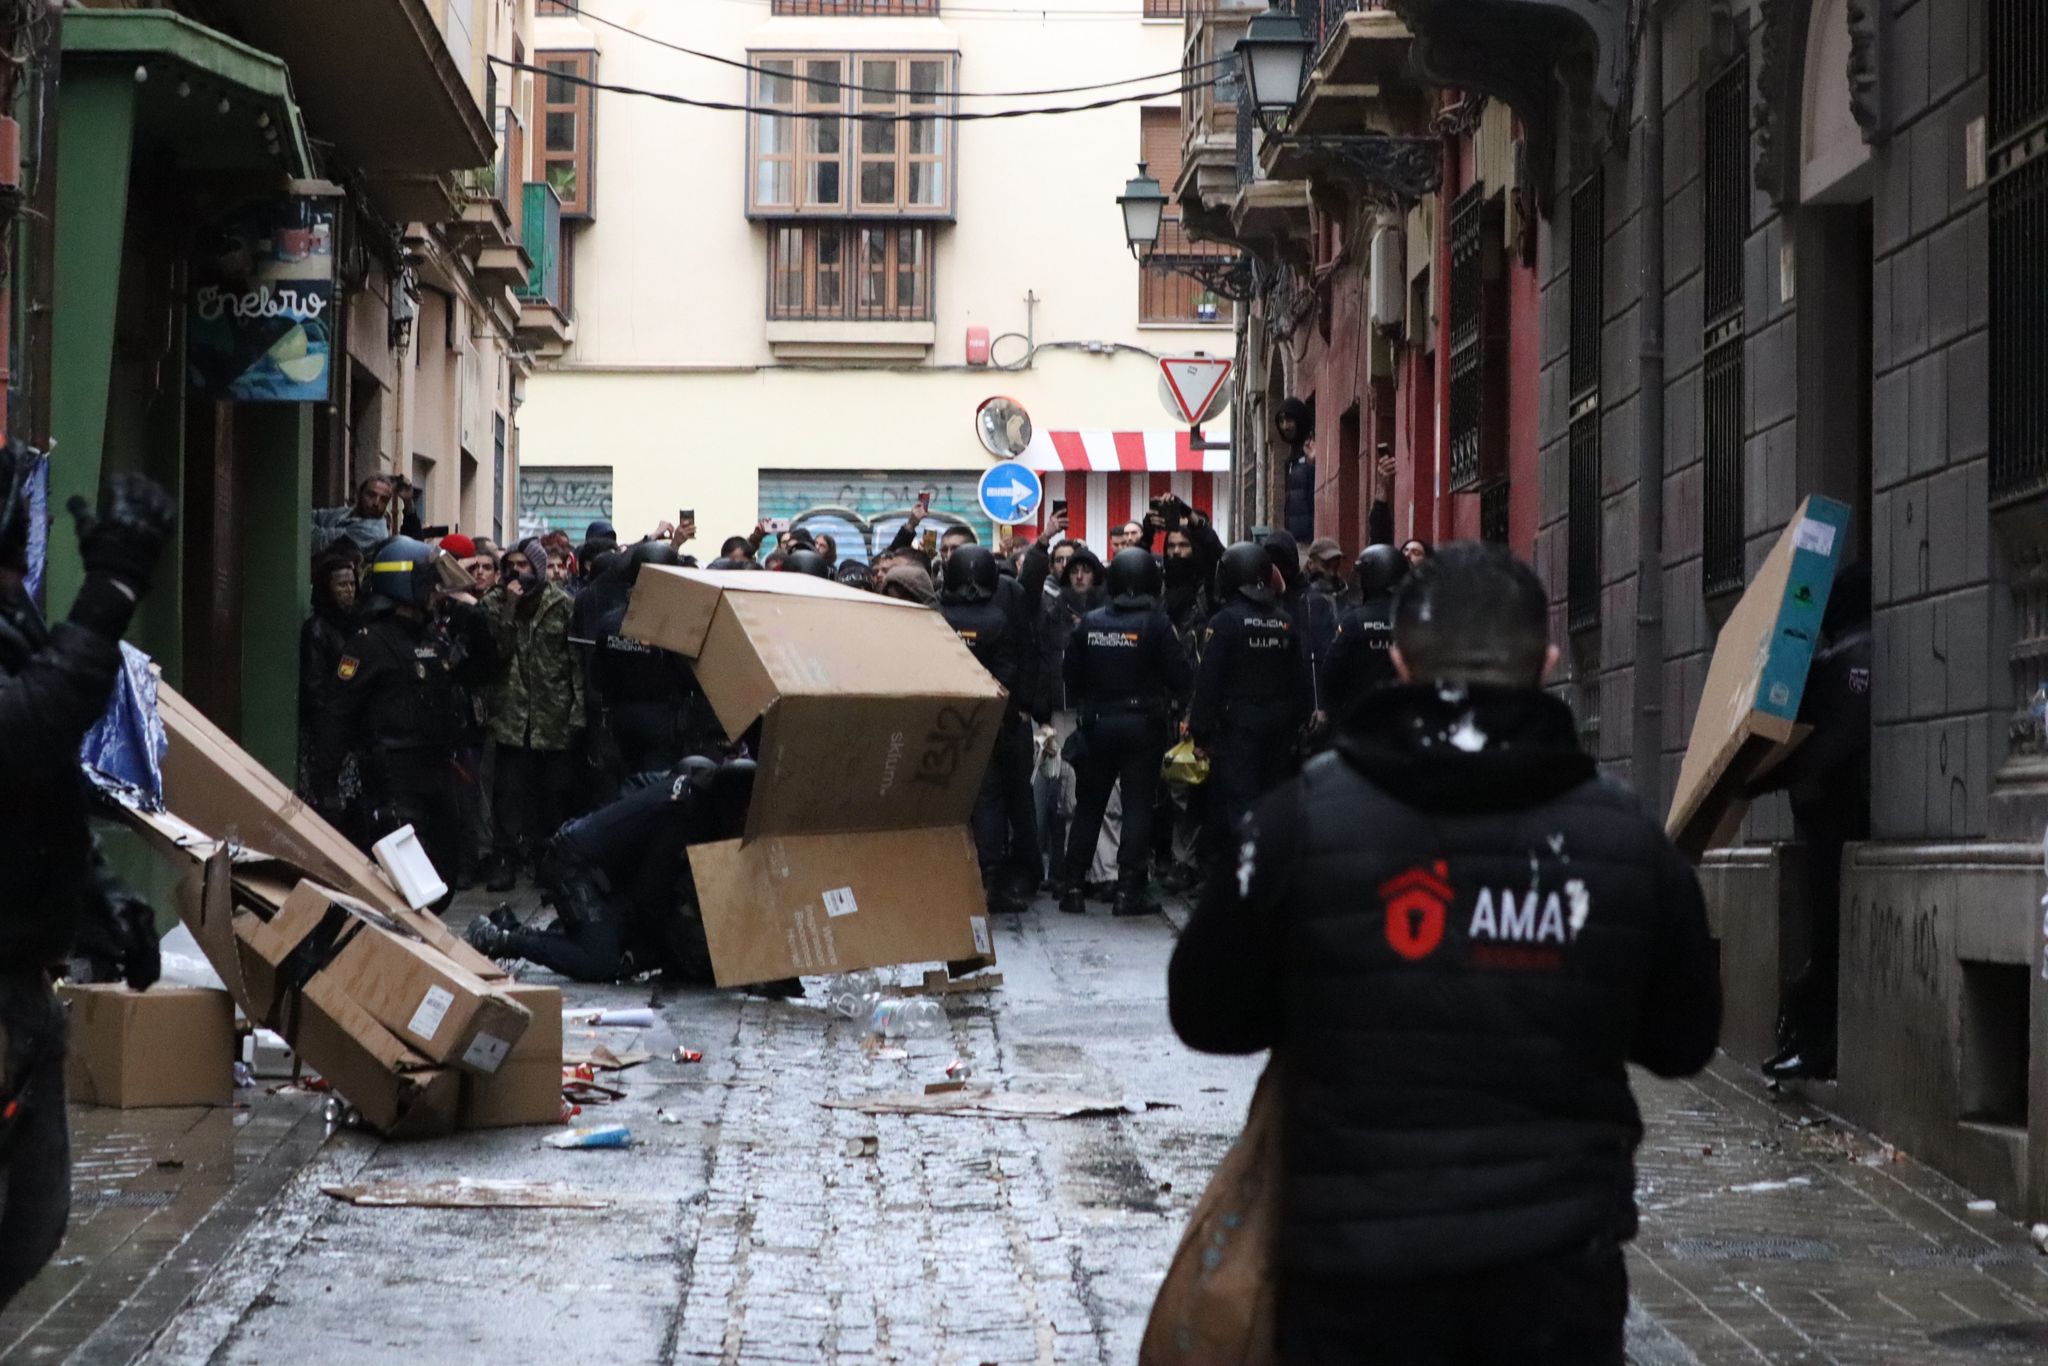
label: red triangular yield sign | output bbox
[1160,356,1233,424]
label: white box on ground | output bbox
[372,825,447,909]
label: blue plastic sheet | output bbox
[23,451,46,604]
[80,642,167,810]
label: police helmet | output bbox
[1354,543,1409,600]
[624,539,681,584]
[1106,547,1163,609]
[942,544,999,604]
[367,536,437,608]
[779,548,833,579]
[1215,541,1278,605]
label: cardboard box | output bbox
[293,974,460,1138]
[621,569,1004,984]
[151,683,509,983]
[62,984,235,1108]
[621,569,1007,838]
[457,984,565,1129]
[690,828,988,986]
[1667,496,1852,855]
[243,881,531,1074]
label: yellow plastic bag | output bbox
[1162,739,1210,787]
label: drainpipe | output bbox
[1632,0,1667,810]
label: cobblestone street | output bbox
[4,894,2047,1364]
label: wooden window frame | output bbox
[767,221,935,322]
[533,49,596,219]
[747,51,958,220]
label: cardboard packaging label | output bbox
[61,984,236,1109]
[1667,496,1851,855]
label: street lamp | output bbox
[1235,5,1312,134]
[1117,163,1168,258]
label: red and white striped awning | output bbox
[1019,428,1232,474]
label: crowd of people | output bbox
[291,459,1440,976]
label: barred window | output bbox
[1989,0,2048,503]
[1447,186,1505,493]
[1567,171,1604,632]
[1702,52,1750,594]
[768,222,934,322]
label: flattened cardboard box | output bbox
[61,984,235,1108]
[245,881,531,1074]
[1667,496,1850,856]
[152,682,508,983]
[458,984,565,1129]
[689,826,988,986]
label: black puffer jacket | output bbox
[1169,684,1720,1282]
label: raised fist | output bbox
[69,472,176,594]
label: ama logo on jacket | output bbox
[1379,862,1453,961]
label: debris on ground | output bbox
[563,1007,657,1028]
[655,1109,682,1125]
[543,1124,633,1149]
[564,1043,652,1070]
[321,1179,610,1210]
[845,1135,880,1157]
[821,1089,1172,1119]
[1968,1198,1998,1213]
[674,1047,704,1064]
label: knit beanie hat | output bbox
[438,532,476,559]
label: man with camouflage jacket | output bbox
[482,538,585,890]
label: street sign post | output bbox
[977,461,1044,525]
[1158,354,1234,425]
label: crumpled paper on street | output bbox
[820,1088,1172,1119]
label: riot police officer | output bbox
[466,758,757,984]
[314,537,499,902]
[1320,543,1408,726]
[1190,542,1311,872]
[0,459,175,1310]
[1058,547,1192,917]
[778,548,833,578]
[578,540,723,787]
[940,542,1047,913]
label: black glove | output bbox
[73,889,162,991]
[69,472,176,594]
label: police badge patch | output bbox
[337,656,359,680]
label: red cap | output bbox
[438,533,476,559]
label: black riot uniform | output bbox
[467,758,756,984]
[1320,543,1409,727]
[1191,542,1312,870]
[578,542,723,788]
[0,460,175,1312]
[940,542,1050,912]
[1058,548,1192,917]
[314,538,499,904]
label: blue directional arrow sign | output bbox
[977,460,1043,525]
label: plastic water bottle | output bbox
[827,970,882,1020]
[864,996,947,1040]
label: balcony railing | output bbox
[1306,0,1393,56]
[1236,77,1256,184]
[1141,218,1236,323]
[517,182,566,312]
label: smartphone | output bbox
[679,508,695,523]
[1051,499,1067,518]
[920,529,938,552]
[765,517,791,534]
[916,491,932,515]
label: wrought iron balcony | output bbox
[1174,0,1263,243]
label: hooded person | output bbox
[939,540,1051,913]
[1741,561,1873,1081]
[1189,542,1312,875]
[1056,547,1192,917]
[881,562,937,605]
[1277,397,1315,543]
[1264,529,1338,723]
[0,452,177,1311]
[1169,541,1719,1364]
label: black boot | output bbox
[465,916,513,959]
[1057,878,1087,915]
[1113,875,1161,918]
[483,856,516,894]
[488,901,521,933]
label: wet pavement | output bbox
[0,888,2044,1363]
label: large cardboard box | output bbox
[152,683,508,983]
[240,881,531,1073]
[621,569,1005,983]
[61,984,235,1108]
[1667,496,1852,855]
[457,984,565,1129]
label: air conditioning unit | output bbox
[1369,227,1405,335]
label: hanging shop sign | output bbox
[187,195,337,403]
